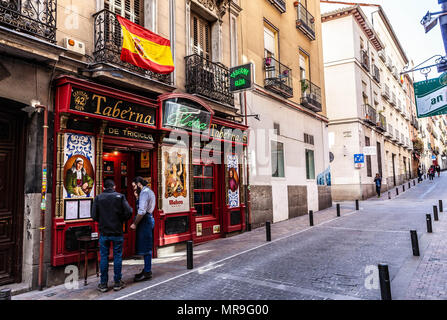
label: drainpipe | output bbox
[35,105,48,291]
[243,91,252,230]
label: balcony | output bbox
[185,54,234,106]
[372,65,380,83]
[92,9,171,85]
[300,79,321,112]
[268,0,286,13]
[295,3,315,41]
[362,104,377,125]
[393,129,399,142]
[400,133,405,146]
[386,57,393,71]
[385,124,393,138]
[390,92,396,106]
[264,57,293,99]
[396,99,402,111]
[377,113,386,132]
[0,0,56,42]
[382,84,390,101]
[378,50,386,62]
[360,50,370,72]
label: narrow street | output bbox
[15,174,447,300]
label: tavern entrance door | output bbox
[0,109,25,285]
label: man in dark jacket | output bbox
[92,179,132,292]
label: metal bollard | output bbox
[309,210,314,226]
[426,214,433,233]
[187,240,193,269]
[403,184,405,192]
[388,192,391,200]
[433,205,439,221]
[408,182,411,189]
[355,200,359,210]
[378,264,392,300]
[439,200,443,212]
[410,230,420,256]
[266,221,271,242]
[336,203,340,217]
[413,180,416,186]
[0,288,11,301]
[396,188,399,195]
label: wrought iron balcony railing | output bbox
[377,113,386,131]
[264,56,293,99]
[92,9,171,84]
[360,49,370,72]
[185,54,234,106]
[362,104,376,125]
[267,0,286,13]
[390,92,396,106]
[300,79,321,112]
[0,0,57,42]
[372,64,380,83]
[295,3,315,40]
[378,50,386,62]
[385,124,392,137]
[382,84,390,100]
[393,129,399,142]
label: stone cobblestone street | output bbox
[14,174,447,300]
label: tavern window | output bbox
[105,0,144,25]
[191,13,212,60]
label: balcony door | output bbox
[191,13,212,60]
[104,0,144,25]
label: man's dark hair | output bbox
[104,179,115,189]
[133,176,148,186]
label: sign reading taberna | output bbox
[229,63,254,93]
[414,72,447,118]
[162,100,211,132]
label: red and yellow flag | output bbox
[116,15,174,74]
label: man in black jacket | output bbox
[92,179,132,292]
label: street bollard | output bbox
[309,210,314,226]
[413,180,416,186]
[336,203,340,217]
[403,184,405,192]
[410,230,420,256]
[187,240,193,269]
[439,200,443,212]
[408,182,411,189]
[396,188,399,195]
[378,264,392,300]
[266,221,271,242]
[433,205,439,221]
[426,214,433,233]
[0,288,11,301]
[388,192,391,200]
[355,200,359,210]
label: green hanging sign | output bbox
[414,72,447,118]
[229,63,254,93]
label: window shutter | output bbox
[105,0,144,25]
[191,13,211,60]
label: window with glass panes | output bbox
[193,164,215,216]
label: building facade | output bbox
[322,4,413,201]
[0,0,251,291]
[240,0,331,228]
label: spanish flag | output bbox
[116,15,174,74]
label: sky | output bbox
[320,0,446,82]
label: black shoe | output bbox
[97,283,109,293]
[113,280,126,291]
[133,270,145,280]
[134,271,152,282]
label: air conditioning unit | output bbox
[63,37,86,56]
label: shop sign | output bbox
[70,87,156,127]
[162,100,211,132]
[104,126,154,142]
[209,123,248,144]
[414,72,447,118]
[229,63,254,93]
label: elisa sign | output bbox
[229,63,254,93]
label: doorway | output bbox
[102,148,152,258]
[0,109,25,285]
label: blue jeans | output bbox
[99,235,123,284]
